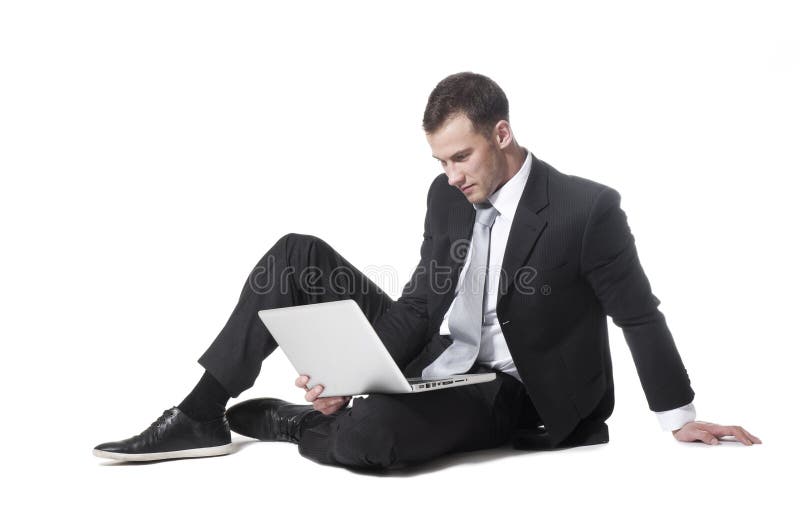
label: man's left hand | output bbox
[672,420,762,446]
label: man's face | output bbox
[426,113,506,204]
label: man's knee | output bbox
[277,232,323,254]
[278,233,342,266]
[248,233,322,296]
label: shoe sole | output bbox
[92,443,234,462]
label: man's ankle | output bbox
[178,370,231,421]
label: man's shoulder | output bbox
[538,157,613,198]
[536,157,620,213]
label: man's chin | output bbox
[460,189,480,202]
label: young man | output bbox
[93,72,761,468]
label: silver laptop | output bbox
[257,299,495,397]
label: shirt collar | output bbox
[481,148,532,223]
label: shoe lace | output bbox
[141,409,174,441]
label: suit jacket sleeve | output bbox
[580,186,695,412]
[371,182,434,369]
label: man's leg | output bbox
[94,233,396,461]
[196,232,395,398]
[296,370,530,470]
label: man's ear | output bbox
[494,120,513,148]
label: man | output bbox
[94,72,761,469]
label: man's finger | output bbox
[313,398,333,409]
[693,429,719,445]
[312,396,348,414]
[733,426,754,445]
[313,399,343,415]
[295,375,310,388]
[728,427,752,445]
[712,423,762,445]
[742,428,762,444]
[730,426,758,446]
[305,384,324,402]
[706,424,753,446]
[319,397,344,409]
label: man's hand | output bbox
[295,375,352,415]
[672,420,762,446]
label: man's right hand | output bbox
[295,375,352,415]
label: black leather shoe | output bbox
[93,407,233,461]
[226,398,322,443]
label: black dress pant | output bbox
[198,233,540,469]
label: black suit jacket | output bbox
[372,153,695,448]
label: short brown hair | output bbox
[422,72,509,137]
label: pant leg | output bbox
[198,233,395,397]
[297,370,529,470]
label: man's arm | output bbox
[580,186,694,413]
[579,187,761,445]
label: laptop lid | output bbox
[257,299,413,397]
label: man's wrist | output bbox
[655,402,696,431]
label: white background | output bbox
[1,1,798,530]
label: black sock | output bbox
[178,371,231,422]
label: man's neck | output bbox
[495,144,528,193]
[507,144,527,177]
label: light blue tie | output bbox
[422,202,499,379]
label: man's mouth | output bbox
[460,184,474,193]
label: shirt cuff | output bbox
[655,402,696,432]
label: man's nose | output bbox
[447,168,465,187]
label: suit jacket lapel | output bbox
[498,155,550,298]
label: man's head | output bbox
[423,72,523,204]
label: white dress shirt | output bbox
[437,149,695,432]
